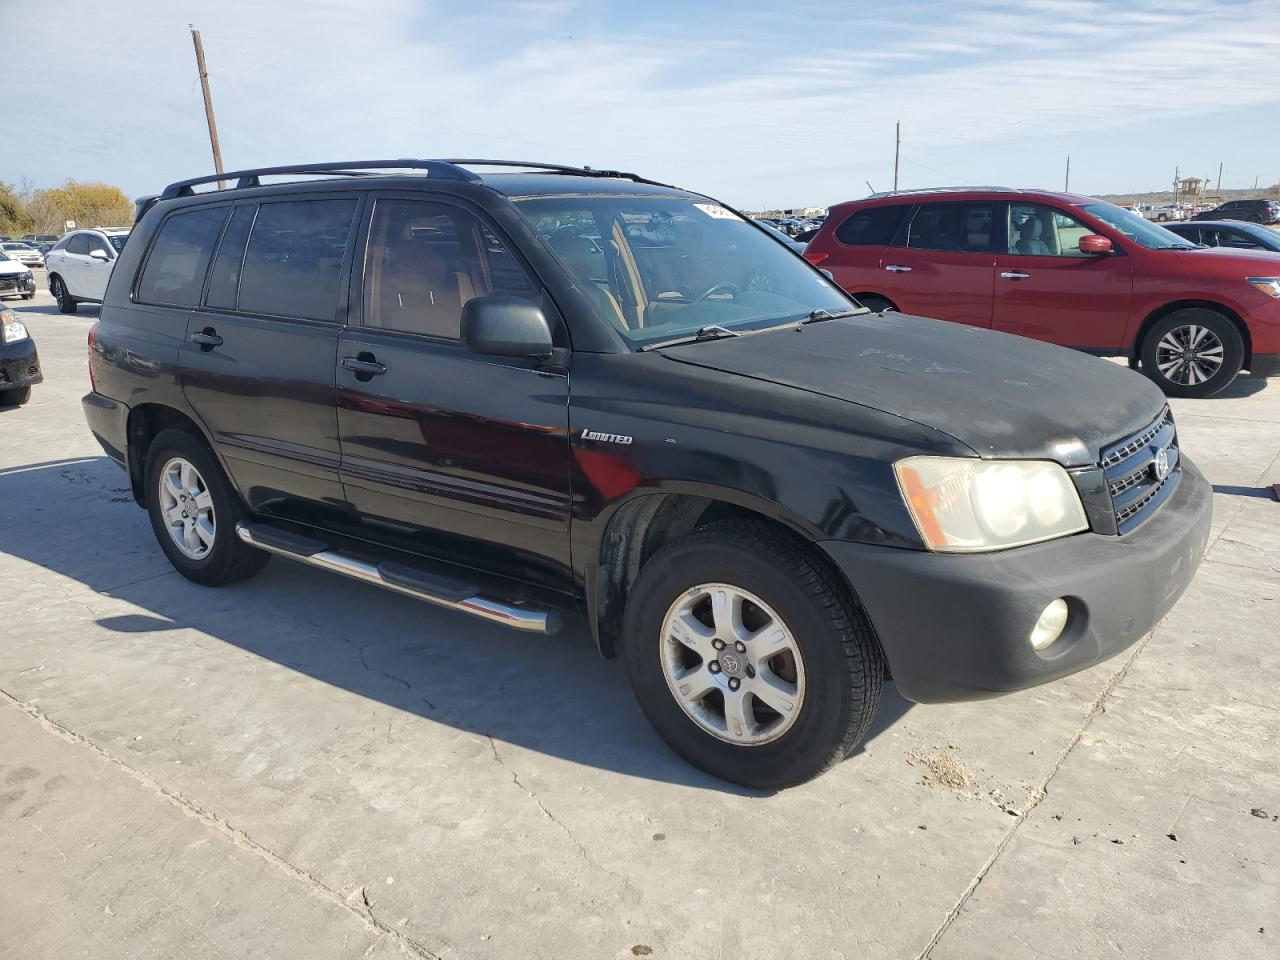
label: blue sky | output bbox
[4,0,1279,208]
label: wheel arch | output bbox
[1132,299,1252,368]
[125,403,218,506]
[584,489,869,660]
[850,292,898,311]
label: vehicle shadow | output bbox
[1204,373,1268,399]
[0,456,913,794]
[10,302,100,318]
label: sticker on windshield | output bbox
[693,203,740,221]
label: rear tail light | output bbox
[803,251,828,266]
[87,321,99,392]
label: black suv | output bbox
[83,159,1212,788]
[1193,198,1280,224]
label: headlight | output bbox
[1248,277,1280,298]
[1,312,29,343]
[894,456,1089,552]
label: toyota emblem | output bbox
[1151,446,1171,482]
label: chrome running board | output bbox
[235,521,560,635]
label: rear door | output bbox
[173,194,362,515]
[817,203,912,302]
[877,200,1000,327]
[992,202,1133,351]
[335,192,573,589]
[59,233,91,296]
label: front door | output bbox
[82,233,116,300]
[169,196,362,515]
[336,193,572,589]
[992,202,1133,351]
[878,200,1000,328]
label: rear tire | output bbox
[0,387,31,407]
[51,275,78,314]
[621,520,883,790]
[1139,309,1243,398]
[144,428,269,586]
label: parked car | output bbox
[752,219,806,252]
[21,234,59,243]
[1147,204,1187,222]
[84,159,1211,789]
[44,227,131,313]
[1,241,44,269]
[1192,198,1280,224]
[1163,220,1280,253]
[0,250,36,300]
[0,306,41,407]
[803,186,1280,397]
[1123,205,1145,218]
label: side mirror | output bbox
[461,295,554,359]
[89,248,111,261]
[1078,234,1113,255]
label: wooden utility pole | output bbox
[1216,161,1223,193]
[1064,155,1070,192]
[190,27,226,189]
[893,122,900,191]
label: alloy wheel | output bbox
[158,457,216,560]
[660,583,806,745]
[1155,324,1225,387]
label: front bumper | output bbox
[0,338,42,390]
[821,455,1212,703]
[0,272,35,297]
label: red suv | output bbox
[804,187,1280,397]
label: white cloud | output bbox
[3,0,1279,207]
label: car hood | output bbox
[658,313,1168,466]
[1177,246,1280,265]
[0,260,27,274]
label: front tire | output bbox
[51,275,78,314]
[0,386,31,407]
[1139,309,1243,398]
[622,520,883,790]
[854,295,895,313]
[144,428,269,586]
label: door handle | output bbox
[1000,271,1031,280]
[191,329,223,349]
[341,355,387,378]
[883,264,913,273]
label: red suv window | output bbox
[834,204,912,246]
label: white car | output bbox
[1148,204,1187,222]
[0,250,37,300]
[44,228,130,313]
[0,241,44,269]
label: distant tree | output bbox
[24,181,133,235]
[0,182,34,236]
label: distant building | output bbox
[1176,177,1208,200]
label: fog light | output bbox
[1029,598,1069,651]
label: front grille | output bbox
[1100,407,1180,535]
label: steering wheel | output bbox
[690,283,739,304]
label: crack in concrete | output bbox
[483,735,642,901]
[915,620,1163,960]
[0,685,443,960]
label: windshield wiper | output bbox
[1153,243,1197,250]
[640,325,742,351]
[801,308,865,324]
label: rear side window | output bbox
[205,205,257,310]
[136,207,229,307]
[834,204,911,246]
[906,202,998,253]
[237,199,358,322]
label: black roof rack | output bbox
[442,158,669,185]
[159,159,483,200]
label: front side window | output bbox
[835,204,912,246]
[906,202,997,253]
[1007,203,1095,257]
[514,195,853,344]
[86,235,112,257]
[363,199,537,339]
[237,198,358,322]
[136,207,228,306]
[66,235,90,255]
[1079,203,1195,250]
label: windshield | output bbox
[514,196,853,344]
[0,251,10,262]
[106,234,129,252]
[1080,203,1196,249]
[3,243,33,252]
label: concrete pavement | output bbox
[1,286,1277,959]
